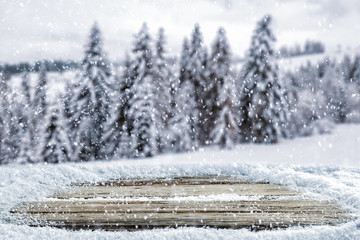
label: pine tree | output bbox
[284,61,329,136]
[173,37,190,117]
[295,62,321,91]
[185,24,206,146]
[0,75,24,163]
[153,28,172,152]
[21,72,32,106]
[0,73,9,164]
[41,108,71,163]
[322,61,348,123]
[116,124,131,158]
[62,82,79,162]
[103,53,135,158]
[129,75,157,157]
[168,56,178,121]
[239,15,290,143]
[167,38,193,152]
[179,38,190,85]
[207,28,236,145]
[19,72,33,139]
[210,79,239,148]
[127,23,158,158]
[69,22,112,161]
[31,62,48,155]
[33,62,47,119]
[11,73,36,163]
[18,127,34,164]
[198,46,212,145]
[0,114,4,164]
[188,24,205,97]
[340,55,352,83]
[293,89,327,136]
[352,56,360,86]
[169,79,198,152]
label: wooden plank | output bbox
[11,176,350,231]
[15,200,343,215]
[23,212,348,230]
[74,175,255,187]
[52,183,297,199]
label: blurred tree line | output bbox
[0,16,359,165]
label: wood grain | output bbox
[11,176,350,231]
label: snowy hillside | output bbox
[278,47,360,73]
[1,124,360,239]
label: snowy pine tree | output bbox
[198,46,212,145]
[179,38,190,85]
[169,79,198,152]
[21,72,32,107]
[61,82,80,162]
[294,62,321,91]
[11,73,35,163]
[68,23,112,161]
[41,108,70,163]
[103,53,135,158]
[31,62,48,154]
[33,62,47,118]
[207,28,237,146]
[239,15,290,143]
[352,56,360,86]
[0,75,24,163]
[167,38,194,152]
[171,38,190,121]
[210,79,239,148]
[17,125,34,164]
[0,74,9,164]
[185,24,206,146]
[153,28,172,152]
[188,24,206,97]
[340,55,352,83]
[0,114,4,164]
[322,61,348,123]
[127,23,158,158]
[207,28,239,147]
[129,75,157,157]
[19,72,33,137]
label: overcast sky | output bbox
[1,0,360,63]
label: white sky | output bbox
[1,0,360,63]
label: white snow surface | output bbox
[1,124,360,239]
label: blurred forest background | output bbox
[1,15,360,164]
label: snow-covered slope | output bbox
[1,124,360,239]
[278,47,360,73]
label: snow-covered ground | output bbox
[1,124,360,239]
